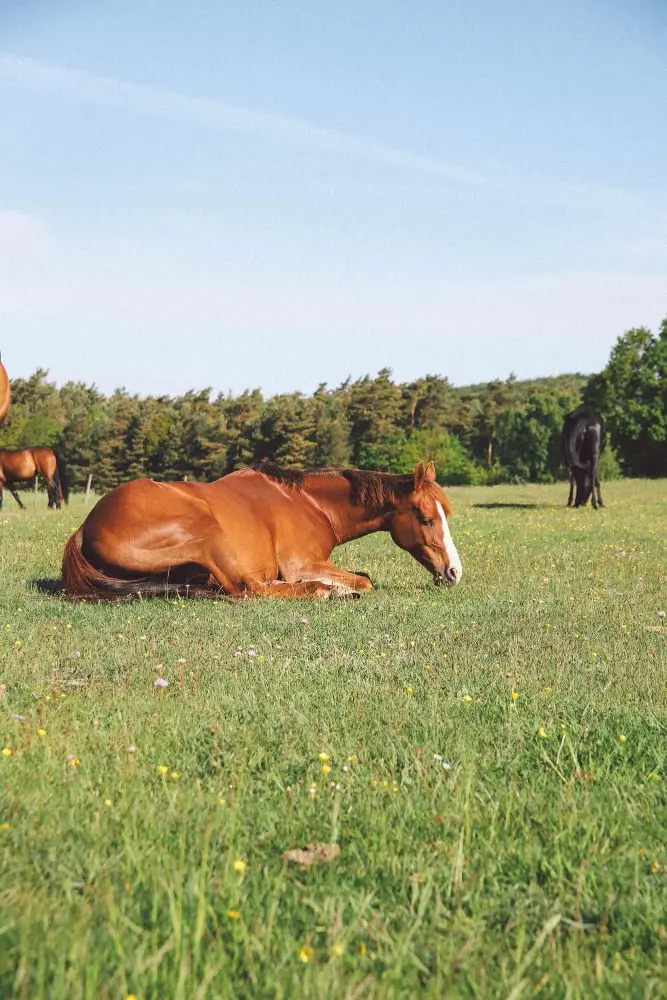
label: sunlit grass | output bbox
[1,480,666,998]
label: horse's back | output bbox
[85,478,210,528]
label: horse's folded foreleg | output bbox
[249,580,360,600]
[291,563,374,592]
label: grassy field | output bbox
[1,479,666,999]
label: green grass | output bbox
[1,480,666,999]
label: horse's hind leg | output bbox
[44,476,60,509]
[595,477,604,508]
[566,473,575,507]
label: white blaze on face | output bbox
[435,500,462,584]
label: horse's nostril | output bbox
[446,566,460,583]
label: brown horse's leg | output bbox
[45,478,60,509]
[201,538,361,600]
[7,484,26,509]
[203,558,357,600]
[252,580,359,600]
[289,563,374,592]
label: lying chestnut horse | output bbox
[0,357,9,426]
[62,461,462,600]
[0,447,69,510]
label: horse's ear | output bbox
[425,461,436,482]
[413,461,426,491]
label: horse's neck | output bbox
[302,475,393,545]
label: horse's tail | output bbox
[574,470,593,507]
[54,450,69,504]
[61,530,225,601]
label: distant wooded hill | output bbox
[1,320,665,490]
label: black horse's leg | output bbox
[590,458,600,509]
[8,485,25,509]
[595,466,604,508]
[566,472,575,507]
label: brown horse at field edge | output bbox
[62,461,462,600]
[0,448,69,510]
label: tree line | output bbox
[1,320,665,492]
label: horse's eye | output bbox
[412,507,433,527]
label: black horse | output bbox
[561,405,606,509]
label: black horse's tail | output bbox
[54,450,69,504]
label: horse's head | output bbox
[390,461,463,586]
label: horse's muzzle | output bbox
[433,566,461,587]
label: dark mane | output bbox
[255,463,451,512]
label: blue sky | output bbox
[1,0,666,397]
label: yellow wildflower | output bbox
[321,764,331,775]
[318,752,329,762]
[511,692,519,701]
[2,747,14,757]
[233,859,247,874]
[0,822,9,831]
[650,861,660,873]
[156,765,169,776]
[226,909,241,920]
[537,726,547,739]
[331,942,344,957]
[218,797,226,806]
[358,942,367,955]
[619,734,626,743]
[462,694,473,702]
[299,945,314,963]
[37,729,47,737]
[406,686,414,695]
[170,772,180,782]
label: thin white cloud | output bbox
[0,54,488,185]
